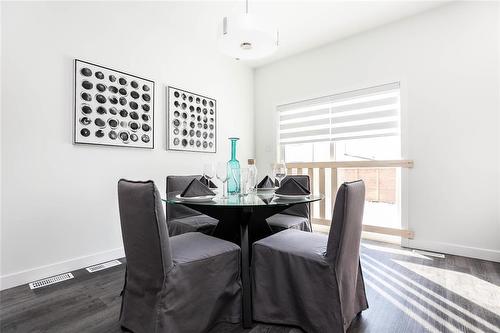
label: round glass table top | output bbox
[163,191,324,207]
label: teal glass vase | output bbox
[227,137,240,194]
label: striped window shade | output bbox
[278,82,400,145]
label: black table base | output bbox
[182,203,290,328]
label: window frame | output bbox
[274,81,410,246]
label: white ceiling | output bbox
[213,0,448,67]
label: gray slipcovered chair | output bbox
[118,179,241,333]
[252,180,368,333]
[266,175,312,232]
[166,175,218,236]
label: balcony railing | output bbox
[285,159,414,239]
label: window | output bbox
[278,83,404,242]
[278,82,401,162]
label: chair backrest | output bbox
[166,175,203,219]
[326,180,365,264]
[118,180,173,291]
[326,180,365,315]
[281,175,310,218]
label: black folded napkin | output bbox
[199,175,217,188]
[181,179,216,197]
[257,175,275,189]
[274,178,280,187]
[275,178,310,195]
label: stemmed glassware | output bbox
[216,162,229,198]
[203,163,215,183]
[273,161,287,187]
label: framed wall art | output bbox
[74,59,155,149]
[167,86,216,153]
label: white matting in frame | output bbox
[167,86,216,153]
[74,59,155,149]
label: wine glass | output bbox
[216,162,229,198]
[203,163,215,182]
[273,161,287,187]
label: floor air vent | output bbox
[29,273,74,290]
[86,260,122,273]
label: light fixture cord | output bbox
[245,0,248,14]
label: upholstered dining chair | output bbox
[252,180,368,333]
[166,175,218,236]
[266,175,312,232]
[118,179,241,333]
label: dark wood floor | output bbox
[1,240,499,333]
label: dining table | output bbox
[164,191,324,328]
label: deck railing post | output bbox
[331,167,338,222]
[319,168,325,219]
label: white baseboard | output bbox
[406,239,500,263]
[0,247,125,291]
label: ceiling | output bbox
[214,1,448,67]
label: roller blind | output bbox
[278,82,400,145]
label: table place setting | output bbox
[274,177,311,200]
[174,167,311,204]
[175,178,216,202]
[169,138,316,207]
[256,175,279,193]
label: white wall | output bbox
[0,2,3,285]
[254,2,500,261]
[1,1,254,289]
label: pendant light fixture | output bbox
[218,0,279,60]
